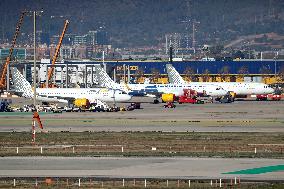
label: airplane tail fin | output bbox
[11,67,34,98]
[94,64,122,90]
[166,64,186,84]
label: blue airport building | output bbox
[101,60,284,75]
[15,60,284,89]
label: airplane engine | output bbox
[162,93,175,103]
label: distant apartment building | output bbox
[37,44,50,59]
[74,45,87,59]
[0,48,26,60]
[38,31,50,46]
[86,31,97,46]
[63,34,76,46]
[96,27,109,45]
[73,29,109,46]
[165,33,192,54]
[60,46,75,59]
[74,35,87,45]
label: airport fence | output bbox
[0,176,277,189]
[0,143,283,157]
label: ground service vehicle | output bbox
[164,102,176,108]
[0,99,12,112]
[74,98,90,109]
[178,89,204,104]
[256,94,281,101]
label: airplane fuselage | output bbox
[35,88,132,103]
[116,83,227,97]
[189,82,274,95]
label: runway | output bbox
[0,157,283,180]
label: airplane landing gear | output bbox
[153,99,159,104]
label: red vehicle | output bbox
[178,89,204,104]
[161,89,204,108]
[178,95,197,103]
[256,94,281,101]
[164,102,176,108]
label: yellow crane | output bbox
[0,11,26,92]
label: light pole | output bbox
[33,11,36,108]
[192,20,200,54]
[274,51,278,81]
[27,10,43,109]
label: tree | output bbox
[259,65,273,84]
[277,65,284,83]
[202,69,210,82]
[259,66,272,75]
[183,66,197,82]
[238,66,249,75]
[233,50,245,59]
[237,66,249,81]
[218,66,230,81]
[209,45,224,58]
[150,68,160,83]
[133,68,145,83]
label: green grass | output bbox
[0,132,283,158]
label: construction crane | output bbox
[42,20,69,88]
[0,11,26,92]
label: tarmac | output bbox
[0,97,284,181]
[0,97,283,132]
[0,156,283,181]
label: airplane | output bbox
[166,64,275,96]
[10,67,132,105]
[94,64,228,102]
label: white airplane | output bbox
[166,64,274,95]
[11,67,132,104]
[94,65,227,100]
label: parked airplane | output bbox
[166,64,274,95]
[94,65,227,102]
[11,67,132,105]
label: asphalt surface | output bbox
[0,157,283,180]
[0,97,283,132]
[0,97,283,181]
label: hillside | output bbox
[0,0,284,49]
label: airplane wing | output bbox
[38,94,75,101]
[7,90,24,96]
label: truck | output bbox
[161,89,204,108]
[0,99,13,112]
[178,89,204,104]
[256,94,281,101]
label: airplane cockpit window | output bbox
[216,88,220,90]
